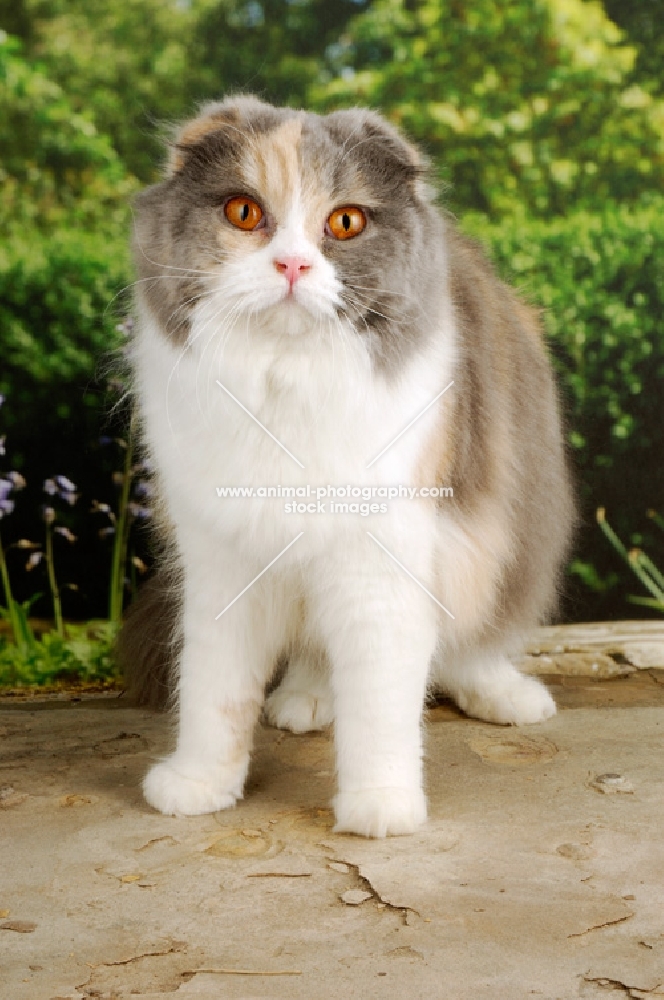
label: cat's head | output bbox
[133,96,444,367]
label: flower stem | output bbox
[0,533,26,654]
[109,418,135,626]
[44,520,64,637]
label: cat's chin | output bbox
[263,295,327,335]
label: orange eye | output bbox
[224,196,264,231]
[327,206,367,240]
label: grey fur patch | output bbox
[445,228,575,639]
[299,109,445,373]
[116,566,182,710]
[133,97,296,343]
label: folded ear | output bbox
[167,101,242,176]
[324,108,428,196]
[358,110,425,176]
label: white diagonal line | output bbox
[215,532,304,620]
[366,531,455,619]
[216,379,305,469]
[365,380,454,469]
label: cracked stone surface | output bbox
[2,642,664,999]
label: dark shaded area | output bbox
[602,0,664,94]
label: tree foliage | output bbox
[188,0,370,113]
[0,0,370,182]
[603,0,664,95]
[0,0,197,182]
[0,31,135,232]
[0,0,662,622]
[312,0,664,218]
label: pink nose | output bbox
[274,256,312,288]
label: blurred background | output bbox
[0,0,662,676]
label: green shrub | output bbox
[0,225,133,620]
[0,31,136,230]
[0,622,118,688]
[0,226,130,391]
[313,0,664,220]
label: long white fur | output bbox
[136,183,554,837]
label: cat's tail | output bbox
[115,566,182,710]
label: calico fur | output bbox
[120,96,574,837]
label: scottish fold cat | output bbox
[121,96,573,837]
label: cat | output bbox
[119,95,574,838]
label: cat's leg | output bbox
[310,536,438,838]
[430,646,556,725]
[143,544,288,816]
[264,645,334,733]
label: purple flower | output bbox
[54,526,77,543]
[0,436,5,457]
[44,475,77,504]
[0,479,14,517]
[133,480,154,499]
[0,393,5,407]
[55,475,76,494]
[127,502,152,520]
[41,505,55,524]
[26,551,44,571]
[7,472,25,490]
[91,500,112,515]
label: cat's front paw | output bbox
[143,755,248,816]
[459,672,556,726]
[333,787,427,838]
[264,688,334,733]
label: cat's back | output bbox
[439,223,574,635]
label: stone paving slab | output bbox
[2,669,664,1000]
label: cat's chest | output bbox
[135,310,453,542]
[162,347,407,483]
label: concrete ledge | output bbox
[2,623,664,998]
